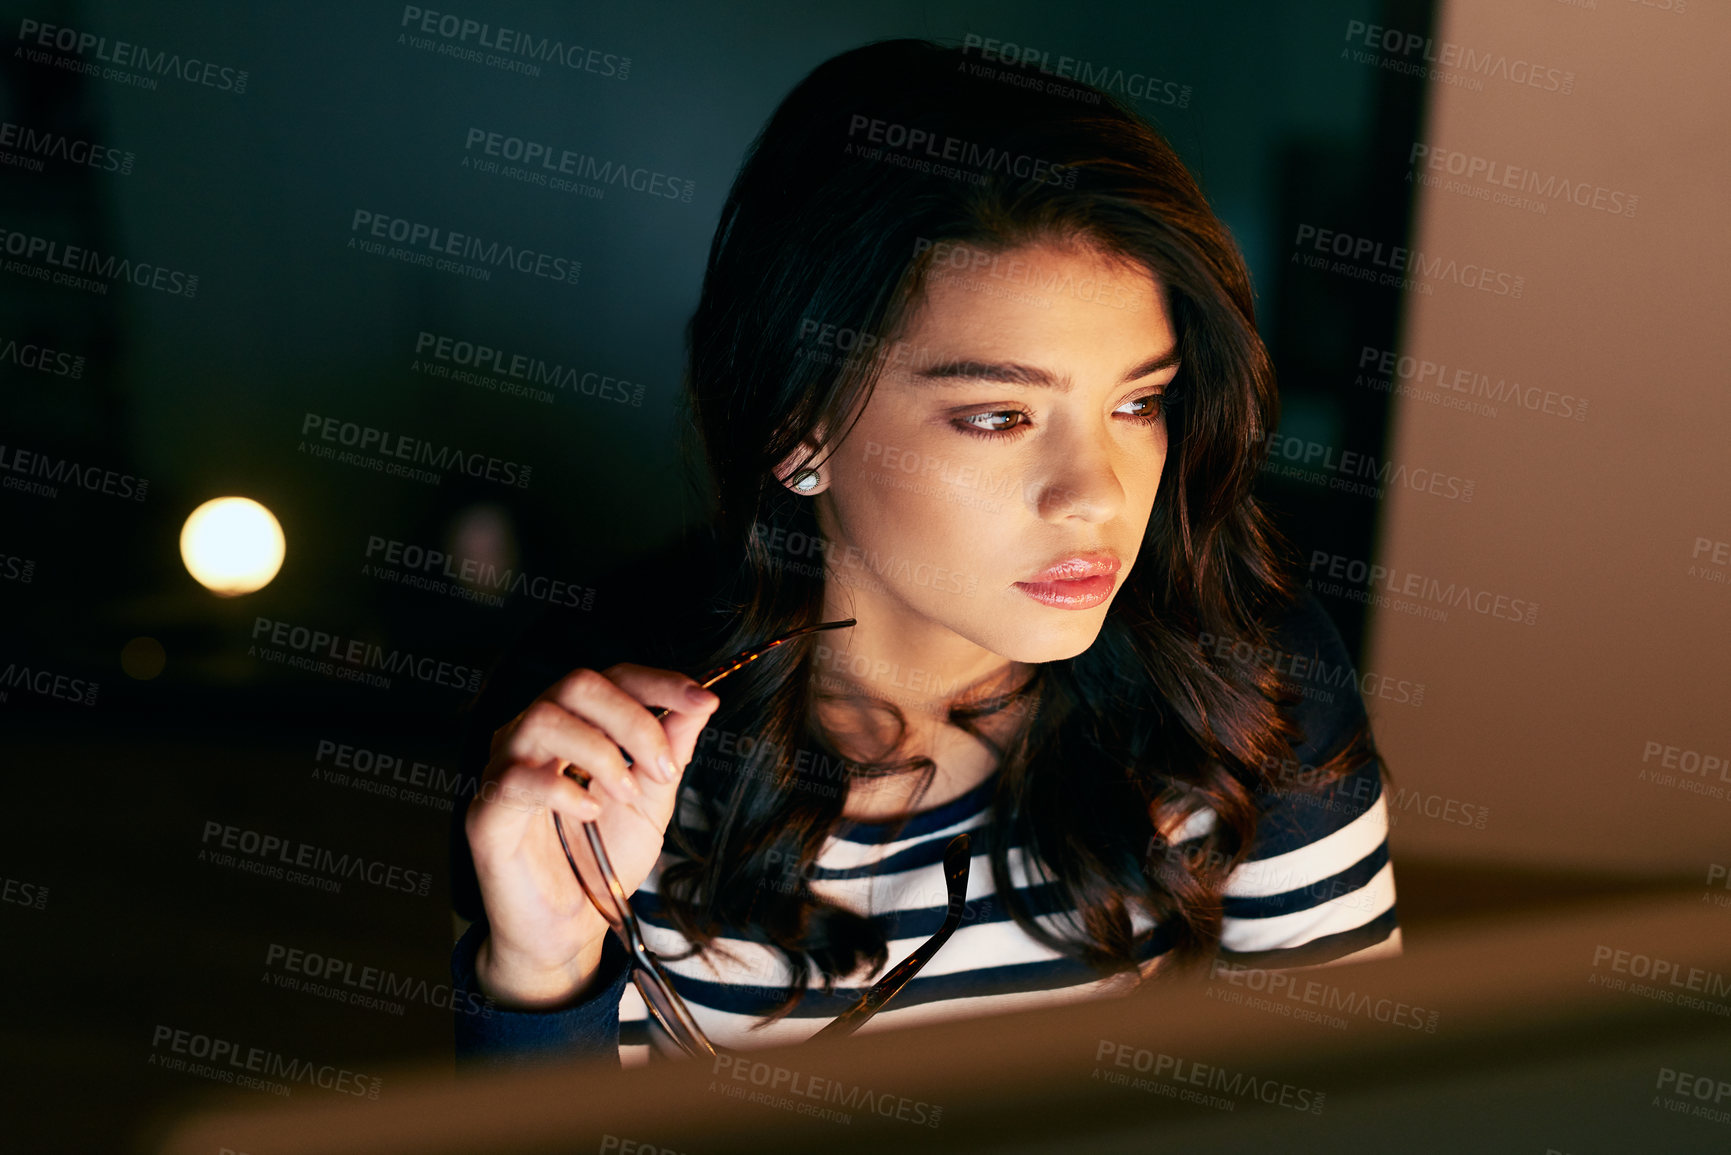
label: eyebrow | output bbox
[910,348,1181,393]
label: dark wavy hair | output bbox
[656,38,1380,1024]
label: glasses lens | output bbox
[634,968,712,1059]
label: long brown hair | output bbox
[659,38,1380,1023]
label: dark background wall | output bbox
[1,1,1431,1149]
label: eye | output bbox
[954,409,1031,437]
[950,390,1174,440]
[1117,391,1169,424]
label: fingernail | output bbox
[617,774,642,800]
[686,684,716,707]
[657,753,678,782]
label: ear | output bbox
[771,444,814,484]
[772,422,830,490]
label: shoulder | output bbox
[1207,591,1400,968]
[1241,588,1381,858]
[1264,588,1369,769]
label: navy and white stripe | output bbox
[614,753,1398,1067]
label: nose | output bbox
[1028,422,1130,523]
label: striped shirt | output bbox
[614,749,1398,1066]
[450,583,1400,1068]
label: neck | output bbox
[808,573,1034,824]
[811,575,1028,731]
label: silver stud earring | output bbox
[790,468,821,493]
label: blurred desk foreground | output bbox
[144,890,1731,1155]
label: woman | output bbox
[448,37,1399,1069]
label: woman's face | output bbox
[802,239,1178,666]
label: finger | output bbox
[478,755,603,823]
[507,698,643,806]
[537,762,608,824]
[660,705,721,775]
[545,666,702,786]
[599,663,722,778]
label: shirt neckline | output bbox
[831,769,1000,843]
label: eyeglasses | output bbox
[550,619,976,1059]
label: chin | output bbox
[978,615,1107,665]
[1021,633,1105,664]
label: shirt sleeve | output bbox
[450,916,633,1068]
[446,528,730,926]
[1213,590,1401,970]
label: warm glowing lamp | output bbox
[180,497,285,596]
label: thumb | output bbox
[661,701,720,772]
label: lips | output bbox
[1022,552,1121,583]
[1013,551,1121,610]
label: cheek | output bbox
[826,454,1016,598]
[835,468,984,559]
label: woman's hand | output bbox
[464,663,721,1008]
